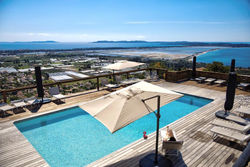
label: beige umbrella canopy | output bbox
[103,60,145,71]
[79,81,183,133]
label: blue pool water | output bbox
[14,94,212,167]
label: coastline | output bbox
[103,47,222,60]
[112,51,190,60]
[187,48,220,61]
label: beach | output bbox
[100,47,221,60]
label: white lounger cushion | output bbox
[225,114,250,125]
[205,78,216,82]
[53,94,65,99]
[12,101,27,107]
[238,83,250,87]
[24,97,37,105]
[236,107,250,115]
[106,84,119,88]
[0,104,14,111]
[214,80,225,84]
[212,119,250,133]
[211,126,250,142]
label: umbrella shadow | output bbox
[213,136,245,152]
[52,100,65,105]
[188,130,212,143]
[13,108,26,114]
[187,118,212,143]
[27,104,42,113]
[105,150,187,167]
[0,112,13,118]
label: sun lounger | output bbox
[24,97,38,106]
[0,103,14,117]
[235,107,250,116]
[11,100,27,108]
[215,110,250,125]
[24,97,40,109]
[35,98,51,104]
[195,77,206,83]
[49,87,66,101]
[106,83,120,89]
[212,119,250,133]
[11,100,27,113]
[214,79,226,85]
[205,78,216,84]
[238,83,250,90]
[222,114,249,126]
[160,130,183,156]
[121,78,142,85]
[211,126,250,143]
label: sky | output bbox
[0,0,250,42]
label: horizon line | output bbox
[1,40,250,43]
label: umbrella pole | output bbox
[154,96,160,164]
[140,95,172,167]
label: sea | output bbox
[0,42,249,68]
[197,47,250,68]
[0,42,180,50]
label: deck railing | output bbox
[1,68,250,103]
[0,68,168,103]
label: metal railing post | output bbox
[149,69,152,76]
[156,69,160,78]
[97,77,99,91]
[3,91,7,103]
[165,70,168,81]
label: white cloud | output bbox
[27,33,50,37]
[135,35,146,39]
[0,32,147,42]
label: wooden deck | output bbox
[0,81,249,167]
[182,80,250,96]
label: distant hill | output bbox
[93,40,250,47]
[93,40,148,43]
[13,41,58,43]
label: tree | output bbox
[205,61,229,73]
[149,62,166,69]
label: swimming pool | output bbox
[14,94,212,167]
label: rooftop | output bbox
[0,80,249,167]
[65,71,89,78]
[0,67,18,73]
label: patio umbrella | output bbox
[192,56,196,79]
[80,81,183,166]
[230,59,235,72]
[35,66,44,101]
[224,71,237,112]
[80,81,182,133]
[104,60,144,83]
[103,60,144,71]
[215,71,237,118]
